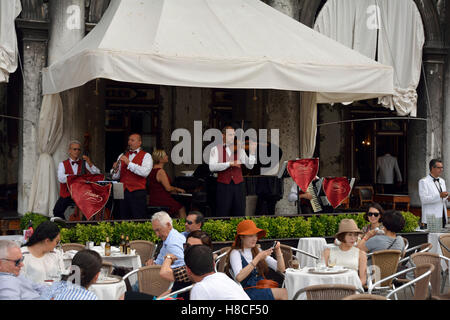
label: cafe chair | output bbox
[411,252,450,298]
[279,244,297,267]
[101,261,114,276]
[129,240,156,266]
[122,265,173,297]
[61,243,85,252]
[358,186,374,208]
[383,264,434,300]
[293,284,362,300]
[366,249,402,295]
[214,246,231,273]
[342,293,387,300]
[157,284,194,300]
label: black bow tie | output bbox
[434,178,440,183]
[130,151,137,155]
[71,160,81,165]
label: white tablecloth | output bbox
[285,268,363,300]
[428,232,449,271]
[296,237,328,267]
[90,277,126,300]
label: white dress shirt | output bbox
[111,147,153,180]
[190,272,250,300]
[57,159,101,183]
[376,153,402,184]
[208,144,256,172]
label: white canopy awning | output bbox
[42,0,394,103]
[0,0,21,83]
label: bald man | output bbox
[111,133,153,219]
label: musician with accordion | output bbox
[287,177,319,214]
[52,140,101,219]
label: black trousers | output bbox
[216,181,245,217]
[53,197,75,219]
[119,189,148,220]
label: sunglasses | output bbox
[368,212,380,217]
[185,220,195,225]
[1,256,25,267]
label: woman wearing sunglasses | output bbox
[20,221,66,284]
[361,202,385,238]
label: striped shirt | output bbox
[41,281,98,300]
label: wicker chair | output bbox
[385,263,434,300]
[129,240,156,266]
[122,265,172,297]
[293,284,361,300]
[101,261,114,276]
[214,246,231,273]
[342,293,387,300]
[61,243,85,252]
[438,234,450,285]
[411,252,450,298]
[279,244,297,267]
[367,249,402,293]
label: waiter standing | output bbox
[111,133,153,219]
[418,158,448,228]
[209,126,257,217]
[53,140,101,219]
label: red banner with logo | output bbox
[322,177,351,209]
[67,174,111,220]
[287,158,319,192]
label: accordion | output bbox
[307,178,355,213]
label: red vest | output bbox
[120,150,148,192]
[60,159,82,198]
[216,144,244,185]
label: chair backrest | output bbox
[342,293,387,300]
[101,261,114,276]
[439,234,450,259]
[385,263,434,300]
[137,265,172,296]
[402,237,409,253]
[411,252,442,297]
[370,249,402,287]
[358,186,374,206]
[129,240,156,266]
[61,243,85,252]
[279,244,296,267]
[215,246,231,273]
[301,284,359,300]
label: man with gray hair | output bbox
[53,140,101,219]
[145,211,185,268]
[0,240,47,299]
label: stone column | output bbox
[408,47,446,207]
[47,0,86,171]
[16,24,48,214]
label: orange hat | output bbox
[234,220,266,246]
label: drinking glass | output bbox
[289,259,300,269]
[328,256,337,268]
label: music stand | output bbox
[278,160,302,215]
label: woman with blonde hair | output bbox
[147,149,186,218]
[225,220,287,300]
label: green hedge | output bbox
[20,211,420,245]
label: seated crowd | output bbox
[1,203,410,300]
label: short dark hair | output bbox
[188,211,205,227]
[63,250,103,288]
[221,125,235,134]
[363,202,384,222]
[184,245,214,276]
[24,221,60,247]
[381,210,405,233]
[429,158,443,171]
[186,230,212,249]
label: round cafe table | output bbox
[296,237,328,268]
[284,267,363,300]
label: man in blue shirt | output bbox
[0,240,47,300]
[145,211,186,268]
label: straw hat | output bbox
[335,219,362,237]
[234,220,266,245]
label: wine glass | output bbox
[328,256,337,268]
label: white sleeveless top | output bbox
[329,246,360,271]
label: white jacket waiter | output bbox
[418,158,448,227]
